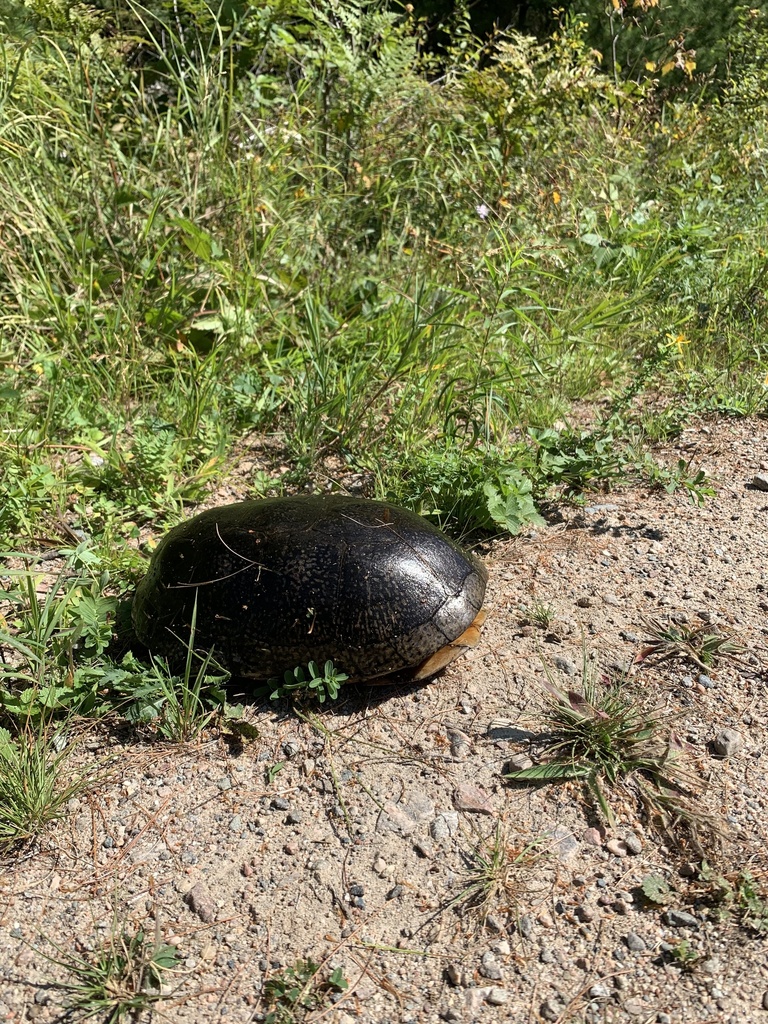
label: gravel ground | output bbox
[1,417,768,1024]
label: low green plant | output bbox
[699,861,768,935]
[531,426,627,493]
[106,650,237,743]
[390,445,545,538]
[521,600,556,629]
[666,938,702,972]
[504,665,704,832]
[43,922,180,1022]
[452,825,547,929]
[637,617,747,671]
[262,959,348,1024]
[640,873,674,906]
[0,723,99,849]
[105,599,250,742]
[264,661,349,704]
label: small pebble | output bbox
[606,838,628,857]
[751,473,768,491]
[453,783,494,814]
[540,998,562,1021]
[485,988,508,1006]
[663,908,699,928]
[762,991,768,1010]
[506,752,533,771]
[184,882,216,923]
[271,797,289,811]
[712,729,742,758]
[624,833,643,855]
[582,827,603,847]
[589,984,610,999]
[553,655,577,676]
[625,931,646,952]
[479,952,503,981]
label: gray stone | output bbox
[624,833,643,855]
[549,825,579,862]
[751,473,768,491]
[589,984,611,999]
[540,998,562,1021]
[713,729,742,758]
[479,952,503,981]
[553,655,578,676]
[663,908,699,929]
[485,987,508,1006]
[430,811,460,841]
[376,791,435,834]
[625,931,646,951]
[518,914,534,938]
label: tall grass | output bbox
[0,1,766,556]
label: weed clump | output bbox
[453,825,549,931]
[504,664,709,838]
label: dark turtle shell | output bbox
[132,495,487,681]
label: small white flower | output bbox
[476,203,490,220]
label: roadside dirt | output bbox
[1,417,767,1024]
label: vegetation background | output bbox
[1,0,768,1015]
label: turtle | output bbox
[131,494,487,682]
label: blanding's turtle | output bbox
[132,495,487,682]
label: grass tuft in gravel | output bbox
[452,824,547,931]
[504,665,707,835]
[637,616,748,671]
[41,920,181,1023]
[0,722,100,850]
